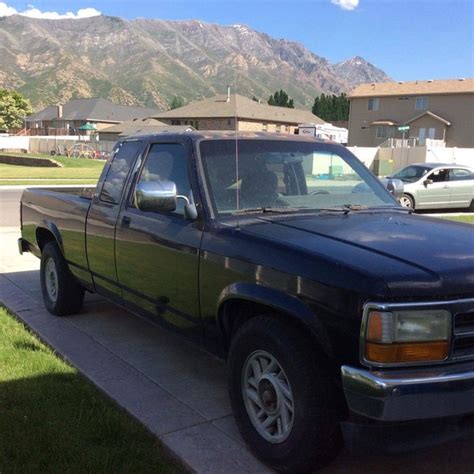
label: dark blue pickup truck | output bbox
[19,132,474,472]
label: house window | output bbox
[171,120,181,125]
[276,124,281,133]
[375,126,394,139]
[418,127,426,145]
[415,96,428,110]
[262,123,268,132]
[368,98,380,111]
[285,125,290,132]
[428,127,436,139]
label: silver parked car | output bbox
[389,163,474,211]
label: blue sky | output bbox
[3,0,474,80]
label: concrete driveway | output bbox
[1,188,474,473]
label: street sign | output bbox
[398,125,410,132]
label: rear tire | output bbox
[40,241,84,316]
[399,193,415,209]
[228,316,342,473]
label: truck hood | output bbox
[246,212,474,299]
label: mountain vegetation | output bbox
[0,15,391,111]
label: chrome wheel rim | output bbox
[242,350,294,443]
[45,257,58,302]
[399,196,412,208]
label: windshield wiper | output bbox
[234,206,306,215]
[317,204,368,215]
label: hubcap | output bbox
[45,257,58,302]
[242,350,294,443]
[399,196,411,208]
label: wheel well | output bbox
[403,192,415,205]
[36,228,57,252]
[219,298,325,357]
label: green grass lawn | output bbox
[439,215,474,224]
[0,307,180,473]
[0,153,105,185]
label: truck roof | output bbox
[124,130,332,144]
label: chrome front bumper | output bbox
[341,361,474,421]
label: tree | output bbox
[268,89,295,108]
[169,96,184,110]
[0,89,33,131]
[312,93,349,122]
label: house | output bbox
[25,98,161,136]
[153,93,324,133]
[99,117,194,142]
[347,78,474,147]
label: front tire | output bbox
[399,193,415,209]
[40,241,84,316]
[228,316,341,473]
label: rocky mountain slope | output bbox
[0,15,392,110]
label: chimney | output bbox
[227,85,231,103]
[57,104,63,119]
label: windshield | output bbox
[200,139,395,215]
[392,165,431,183]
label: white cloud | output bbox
[0,2,101,19]
[331,0,359,11]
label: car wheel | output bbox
[228,316,342,473]
[399,193,415,209]
[468,199,474,212]
[40,241,85,316]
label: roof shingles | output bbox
[153,94,324,125]
[26,98,161,123]
[350,78,474,98]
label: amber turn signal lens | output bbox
[366,341,449,364]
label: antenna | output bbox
[234,71,240,229]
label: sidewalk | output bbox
[2,228,473,473]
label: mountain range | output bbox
[0,14,391,111]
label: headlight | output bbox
[363,308,451,365]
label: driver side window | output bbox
[136,143,191,215]
[429,169,449,183]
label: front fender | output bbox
[217,282,334,358]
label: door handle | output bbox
[121,215,131,228]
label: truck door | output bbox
[86,140,144,297]
[115,140,203,339]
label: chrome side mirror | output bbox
[135,180,198,220]
[135,180,177,212]
[385,178,404,200]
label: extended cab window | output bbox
[136,143,191,215]
[100,141,142,204]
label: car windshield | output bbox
[392,165,431,183]
[199,139,395,215]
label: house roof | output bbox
[406,110,451,126]
[349,78,474,98]
[26,98,162,124]
[100,118,194,137]
[153,94,325,125]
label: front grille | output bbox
[453,311,474,360]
